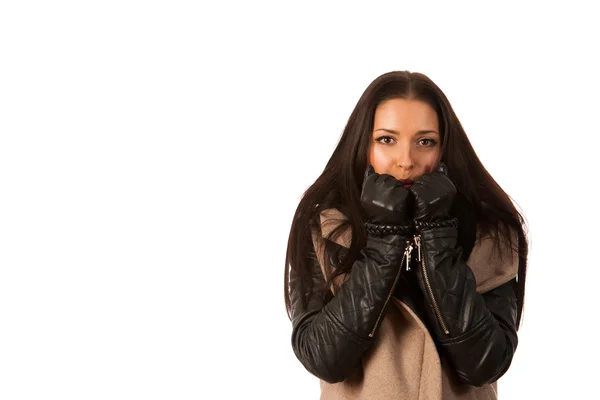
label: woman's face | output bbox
[368,98,441,186]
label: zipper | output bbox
[369,240,412,338]
[414,235,450,335]
[405,241,414,271]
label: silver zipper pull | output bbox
[414,235,421,262]
[404,241,413,271]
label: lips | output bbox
[398,179,414,189]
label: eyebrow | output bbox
[374,128,439,135]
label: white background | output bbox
[1,1,598,399]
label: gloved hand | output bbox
[410,163,456,222]
[360,165,412,226]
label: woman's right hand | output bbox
[360,165,412,226]
[291,167,416,383]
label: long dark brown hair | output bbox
[284,71,528,328]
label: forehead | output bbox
[374,99,439,130]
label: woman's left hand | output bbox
[410,165,456,222]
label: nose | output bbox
[395,145,414,170]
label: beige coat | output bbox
[311,209,518,400]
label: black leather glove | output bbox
[290,165,415,383]
[361,165,412,226]
[408,163,518,386]
[410,163,456,223]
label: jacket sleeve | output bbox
[289,232,408,383]
[415,222,518,387]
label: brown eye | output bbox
[376,136,395,145]
[418,138,437,147]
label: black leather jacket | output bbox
[289,206,519,386]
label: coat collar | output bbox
[319,208,352,248]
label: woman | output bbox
[284,71,528,399]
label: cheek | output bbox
[430,151,442,170]
[368,146,391,174]
[417,152,441,174]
